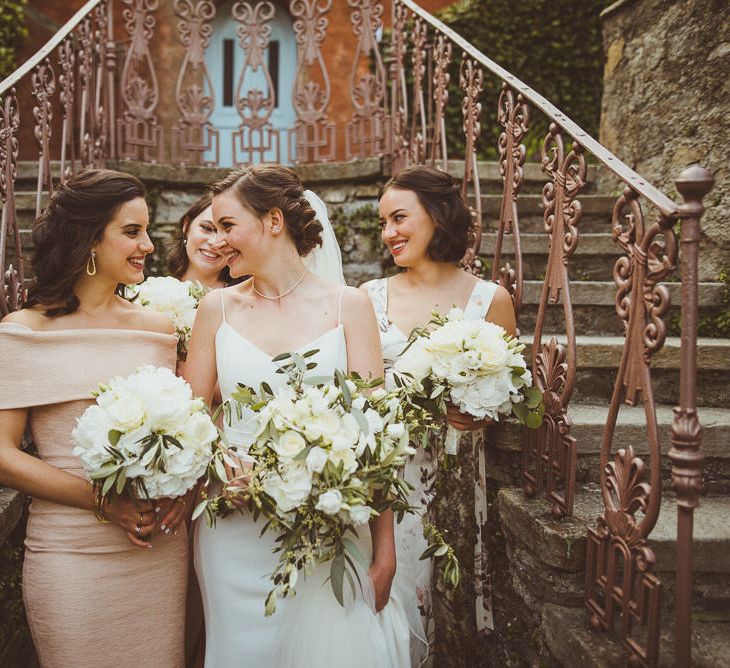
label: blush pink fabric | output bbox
[0,323,187,668]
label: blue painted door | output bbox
[207,3,297,166]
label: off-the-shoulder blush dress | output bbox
[0,323,187,668]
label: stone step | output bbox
[488,404,730,493]
[542,603,730,668]
[480,231,623,281]
[498,485,730,615]
[519,335,730,407]
[516,280,725,336]
[476,193,617,234]
[446,159,606,195]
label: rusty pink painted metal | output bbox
[289,0,336,163]
[171,0,219,166]
[0,90,22,316]
[231,0,280,165]
[522,123,584,519]
[118,0,163,162]
[458,56,483,274]
[493,83,528,318]
[669,165,714,666]
[346,0,389,160]
[584,186,680,666]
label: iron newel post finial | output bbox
[669,163,714,668]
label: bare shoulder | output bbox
[341,285,375,310]
[1,306,48,329]
[485,282,517,334]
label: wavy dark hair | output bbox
[26,169,146,317]
[209,165,323,256]
[380,165,474,263]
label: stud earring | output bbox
[86,251,97,276]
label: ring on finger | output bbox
[134,523,142,535]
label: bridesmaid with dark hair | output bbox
[166,193,231,290]
[0,169,188,667]
[362,165,516,665]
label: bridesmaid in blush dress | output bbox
[0,170,189,668]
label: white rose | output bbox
[97,388,146,431]
[305,410,342,444]
[349,504,374,526]
[306,446,329,473]
[177,411,218,449]
[274,430,306,459]
[328,448,358,476]
[316,489,343,515]
[474,325,510,374]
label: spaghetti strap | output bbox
[220,288,227,323]
[337,287,347,326]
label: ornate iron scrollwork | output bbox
[118,0,164,162]
[171,0,219,166]
[289,0,335,163]
[585,187,678,666]
[346,0,389,159]
[231,0,279,165]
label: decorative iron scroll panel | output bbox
[171,0,219,166]
[522,124,584,519]
[346,0,389,160]
[118,0,164,162]
[289,0,335,163]
[584,189,679,666]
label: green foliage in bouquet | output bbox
[196,351,432,614]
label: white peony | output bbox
[262,463,312,513]
[97,387,146,431]
[274,430,307,459]
[316,489,343,515]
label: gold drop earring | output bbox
[86,250,97,276]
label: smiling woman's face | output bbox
[212,191,267,278]
[378,186,436,268]
[184,204,227,276]
[91,196,154,284]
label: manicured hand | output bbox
[446,403,494,432]
[105,496,156,548]
[368,559,396,613]
[156,490,195,536]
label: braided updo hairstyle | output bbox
[208,165,323,256]
[26,169,146,317]
[381,165,474,263]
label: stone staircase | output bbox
[470,164,730,666]
[9,158,730,665]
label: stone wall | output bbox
[600,0,730,281]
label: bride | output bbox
[184,165,409,667]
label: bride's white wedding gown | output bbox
[194,289,410,667]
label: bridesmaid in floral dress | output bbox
[362,165,516,665]
[0,170,189,667]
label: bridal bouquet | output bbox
[195,353,421,615]
[72,365,218,502]
[127,276,206,357]
[394,308,543,455]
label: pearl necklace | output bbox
[251,269,309,301]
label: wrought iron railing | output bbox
[0,1,714,665]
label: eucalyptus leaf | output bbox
[330,553,346,607]
[191,499,208,521]
[343,538,369,570]
[107,429,123,446]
